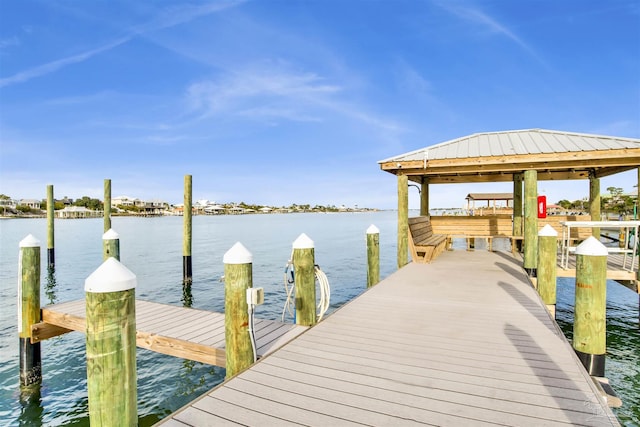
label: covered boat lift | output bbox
[378,128,640,280]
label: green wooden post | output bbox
[513,173,523,252]
[420,177,429,217]
[589,171,601,239]
[104,179,111,233]
[537,225,557,318]
[183,174,193,285]
[103,229,120,261]
[223,242,253,378]
[397,174,408,269]
[46,185,55,268]
[366,225,380,287]
[573,236,607,377]
[18,234,42,388]
[85,258,137,426]
[523,170,538,276]
[293,233,316,326]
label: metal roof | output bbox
[466,193,513,201]
[379,129,640,163]
[379,129,640,184]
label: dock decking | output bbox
[159,250,619,426]
[36,300,307,367]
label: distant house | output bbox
[19,199,41,209]
[56,206,101,219]
[0,198,17,209]
[112,196,136,207]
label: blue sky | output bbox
[1,0,638,209]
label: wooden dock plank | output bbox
[40,300,307,367]
[160,250,620,426]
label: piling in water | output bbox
[293,233,316,326]
[104,179,111,233]
[573,236,607,377]
[366,225,380,287]
[46,185,55,268]
[183,174,193,285]
[223,242,253,378]
[18,234,42,389]
[85,258,137,426]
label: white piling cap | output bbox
[575,236,608,256]
[102,229,119,240]
[366,224,380,234]
[292,233,314,249]
[19,234,40,248]
[223,242,253,264]
[538,224,557,237]
[85,257,137,293]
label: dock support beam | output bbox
[293,233,316,326]
[420,177,429,217]
[104,179,111,233]
[183,174,193,285]
[523,170,538,276]
[589,170,601,239]
[513,173,523,252]
[537,225,557,318]
[85,258,137,427]
[397,174,408,269]
[223,242,254,378]
[366,225,380,287]
[19,235,42,389]
[103,229,120,261]
[573,237,607,377]
[46,185,55,268]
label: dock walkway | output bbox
[38,300,307,367]
[159,250,619,426]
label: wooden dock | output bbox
[159,250,620,426]
[34,300,307,367]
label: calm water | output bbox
[0,212,638,425]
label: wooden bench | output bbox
[408,216,447,263]
[430,215,513,251]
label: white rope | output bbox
[281,252,331,323]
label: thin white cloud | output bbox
[0,36,20,49]
[435,2,548,67]
[0,0,245,88]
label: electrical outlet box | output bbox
[246,287,264,306]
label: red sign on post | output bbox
[538,195,547,218]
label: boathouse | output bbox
[378,128,640,278]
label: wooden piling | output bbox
[523,170,538,276]
[223,242,253,378]
[397,174,408,269]
[366,225,380,287]
[573,236,607,377]
[512,173,523,252]
[102,229,120,261]
[85,258,137,426]
[104,179,111,233]
[293,233,316,326]
[537,224,557,318]
[46,185,55,268]
[420,177,429,217]
[183,175,193,285]
[589,171,601,239]
[18,234,42,388]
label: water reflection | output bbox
[45,267,57,305]
[18,386,43,427]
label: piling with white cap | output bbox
[102,228,120,261]
[293,233,316,326]
[223,242,254,378]
[537,224,558,317]
[366,225,380,287]
[573,236,608,377]
[104,178,111,233]
[18,234,42,389]
[85,258,137,426]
